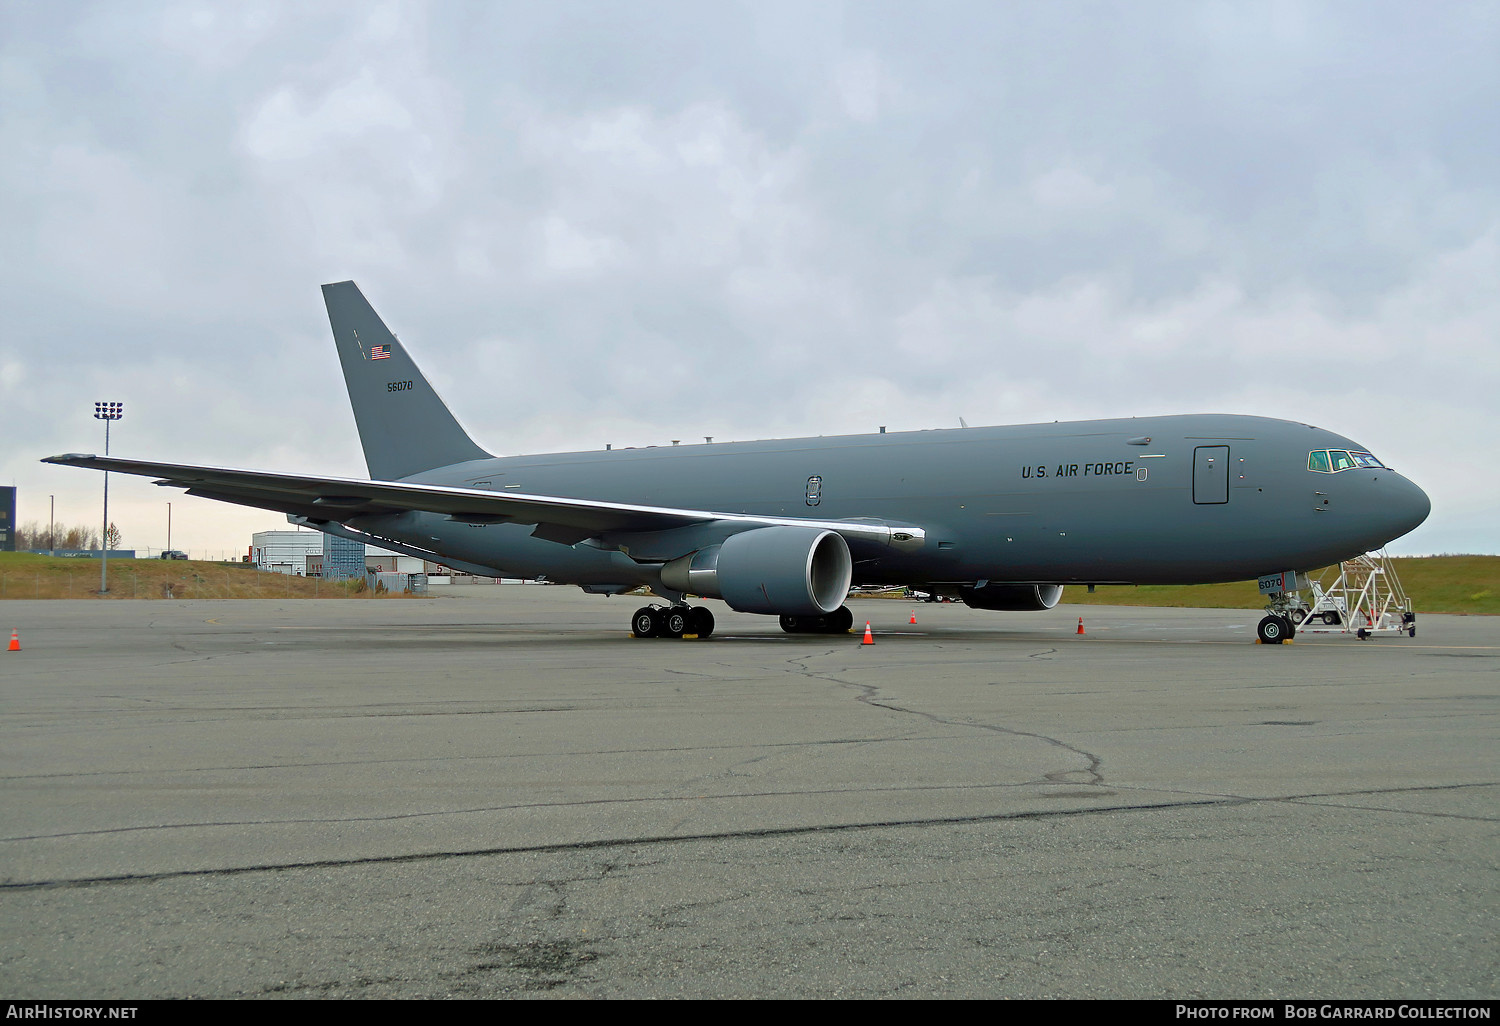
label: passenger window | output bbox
[1328,450,1355,472]
[1308,451,1331,473]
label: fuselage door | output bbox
[1193,446,1230,504]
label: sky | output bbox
[2,0,1497,558]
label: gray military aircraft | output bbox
[45,281,1430,642]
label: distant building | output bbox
[249,530,423,576]
[250,531,322,575]
[0,486,13,552]
[362,547,424,574]
[322,534,365,580]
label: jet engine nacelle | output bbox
[661,526,853,616]
[960,583,1065,611]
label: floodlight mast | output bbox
[93,402,123,593]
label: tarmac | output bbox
[0,588,1494,998]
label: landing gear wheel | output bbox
[827,606,854,634]
[1280,614,1297,638]
[780,615,807,634]
[1257,615,1289,644]
[688,606,715,638]
[631,606,661,638]
[662,606,689,638]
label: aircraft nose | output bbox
[1384,473,1431,540]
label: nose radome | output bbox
[1386,474,1431,539]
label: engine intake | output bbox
[661,526,852,615]
[960,583,1064,611]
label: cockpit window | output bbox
[1308,449,1385,473]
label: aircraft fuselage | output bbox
[350,412,1430,590]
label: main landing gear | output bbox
[779,607,855,635]
[631,604,716,639]
[628,605,856,638]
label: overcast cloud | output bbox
[2,0,1496,557]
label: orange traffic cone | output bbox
[862,622,875,645]
[909,609,917,624]
[8,629,19,652]
[1076,617,1085,636]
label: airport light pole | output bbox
[49,495,54,555]
[94,401,123,593]
[167,502,172,557]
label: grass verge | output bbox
[1062,555,1498,615]
[0,553,426,600]
[5,553,1493,613]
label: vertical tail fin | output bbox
[322,281,492,480]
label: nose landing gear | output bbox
[1257,614,1295,644]
[1257,551,1416,643]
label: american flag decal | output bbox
[370,345,392,360]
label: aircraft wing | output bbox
[40,454,923,549]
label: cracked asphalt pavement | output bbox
[1,590,1494,998]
